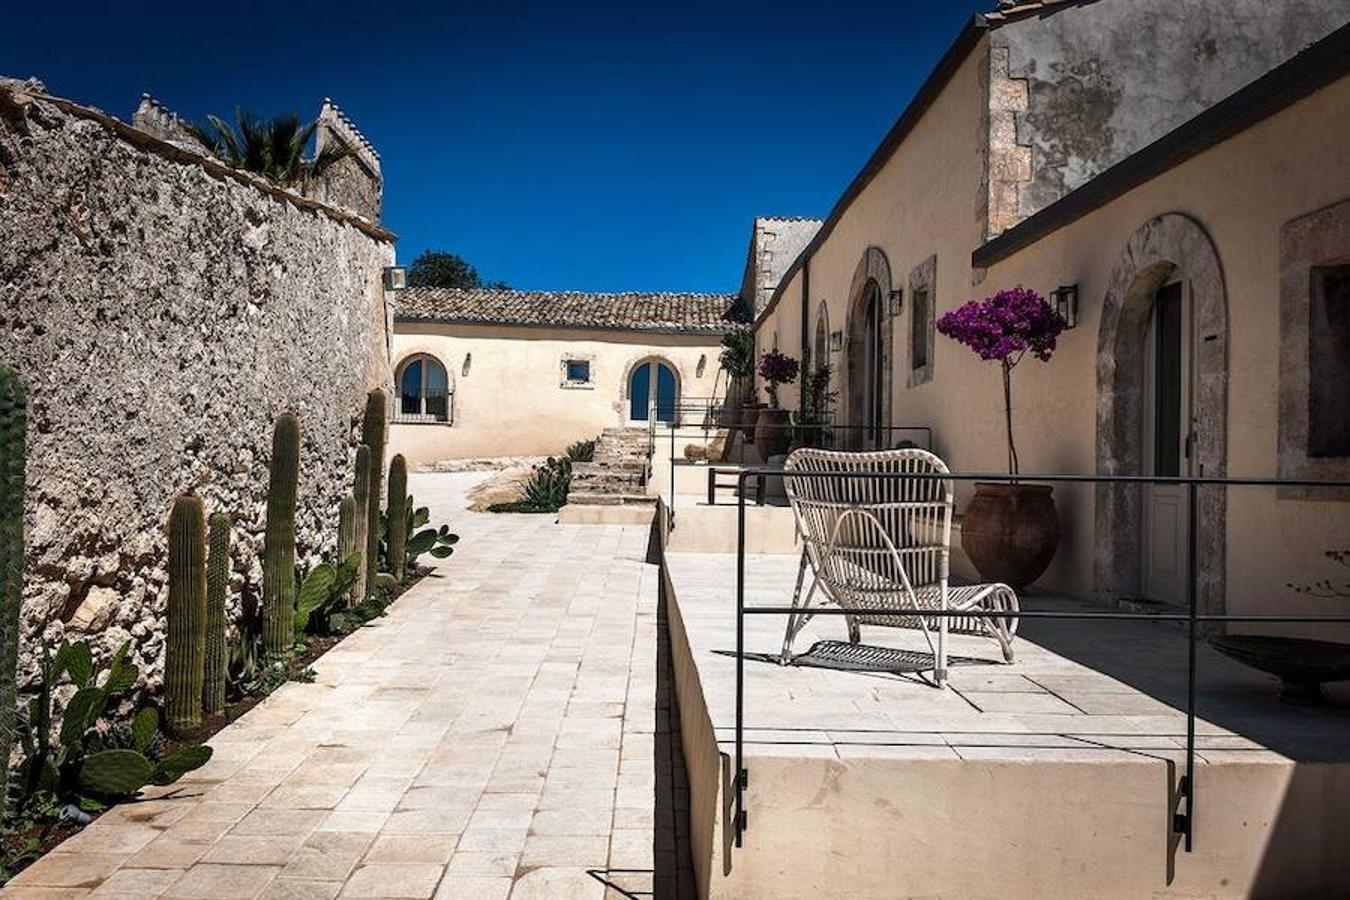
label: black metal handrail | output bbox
[393,389,453,425]
[721,466,1350,868]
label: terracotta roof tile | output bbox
[983,0,1085,25]
[394,287,744,334]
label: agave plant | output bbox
[188,108,350,188]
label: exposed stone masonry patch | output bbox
[0,84,393,696]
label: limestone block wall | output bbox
[0,82,395,692]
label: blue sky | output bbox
[5,1,988,292]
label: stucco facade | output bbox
[391,323,726,465]
[752,14,1350,627]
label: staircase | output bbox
[566,427,657,506]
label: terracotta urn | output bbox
[754,408,793,461]
[737,402,767,441]
[959,482,1060,590]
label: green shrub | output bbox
[565,440,596,462]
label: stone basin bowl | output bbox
[1209,635,1350,705]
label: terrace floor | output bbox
[5,474,692,900]
[667,550,1350,766]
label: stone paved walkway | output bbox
[6,474,688,900]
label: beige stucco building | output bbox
[750,1,1350,625]
[389,288,739,465]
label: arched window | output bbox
[396,354,451,423]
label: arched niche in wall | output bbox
[842,247,893,449]
[1094,212,1228,614]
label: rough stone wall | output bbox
[0,84,394,695]
[738,217,821,321]
[312,99,382,222]
[986,0,1350,236]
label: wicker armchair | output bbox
[781,447,1018,686]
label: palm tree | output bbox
[189,108,350,188]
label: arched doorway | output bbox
[629,358,678,423]
[1095,213,1228,613]
[843,248,893,449]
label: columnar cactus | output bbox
[360,390,387,601]
[338,494,358,564]
[203,512,230,716]
[166,494,207,735]
[350,445,371,607]
[263,414,300,656]
[0,366,26,805]
[387,454,408,583]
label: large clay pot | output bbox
[754,408,793,461]
[960,482,1060,590]
[738,402,766,442]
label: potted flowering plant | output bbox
[936,287,1066,588]
[754,349,800,461]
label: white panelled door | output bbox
[1141,280,1194,606]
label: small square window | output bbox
[564,359,592,386]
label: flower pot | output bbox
[737,402,766,441]
[959,482,1060,590]
[754,408,793,461]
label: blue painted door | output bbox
[629,361,677,422]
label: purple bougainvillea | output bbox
[935,287,1064,364]
[756,350,800,409]
[936,288,1066,475]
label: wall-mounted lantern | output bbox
[461,353,472,377]
[382,266,407,291]
[1052,284,1079,329]
[829,329,843,351]
[696,353,707,378]
[887,288,903,317]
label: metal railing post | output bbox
[735,470,748,846]
[1183,479,1199,852]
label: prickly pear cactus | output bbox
[166,494,207,735]
[351,445,371,608]
[263,414,300,657]
[0,366,26,806]
[361,390,387,602]
[203,511,230,716]
[387,454,409,583]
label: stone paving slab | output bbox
[4,474,685,900]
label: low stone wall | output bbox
[0,82,395,694]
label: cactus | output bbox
[263,414,300,657]
[166,494,207,735]
[350,445,371,607]
[338,493,358,565]
[360,390,387,601]
[387,454,409,583]
[203,512,230,716]
[0,366,26,807]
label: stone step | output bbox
[575,460,646,474]
[566,491,658,506]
